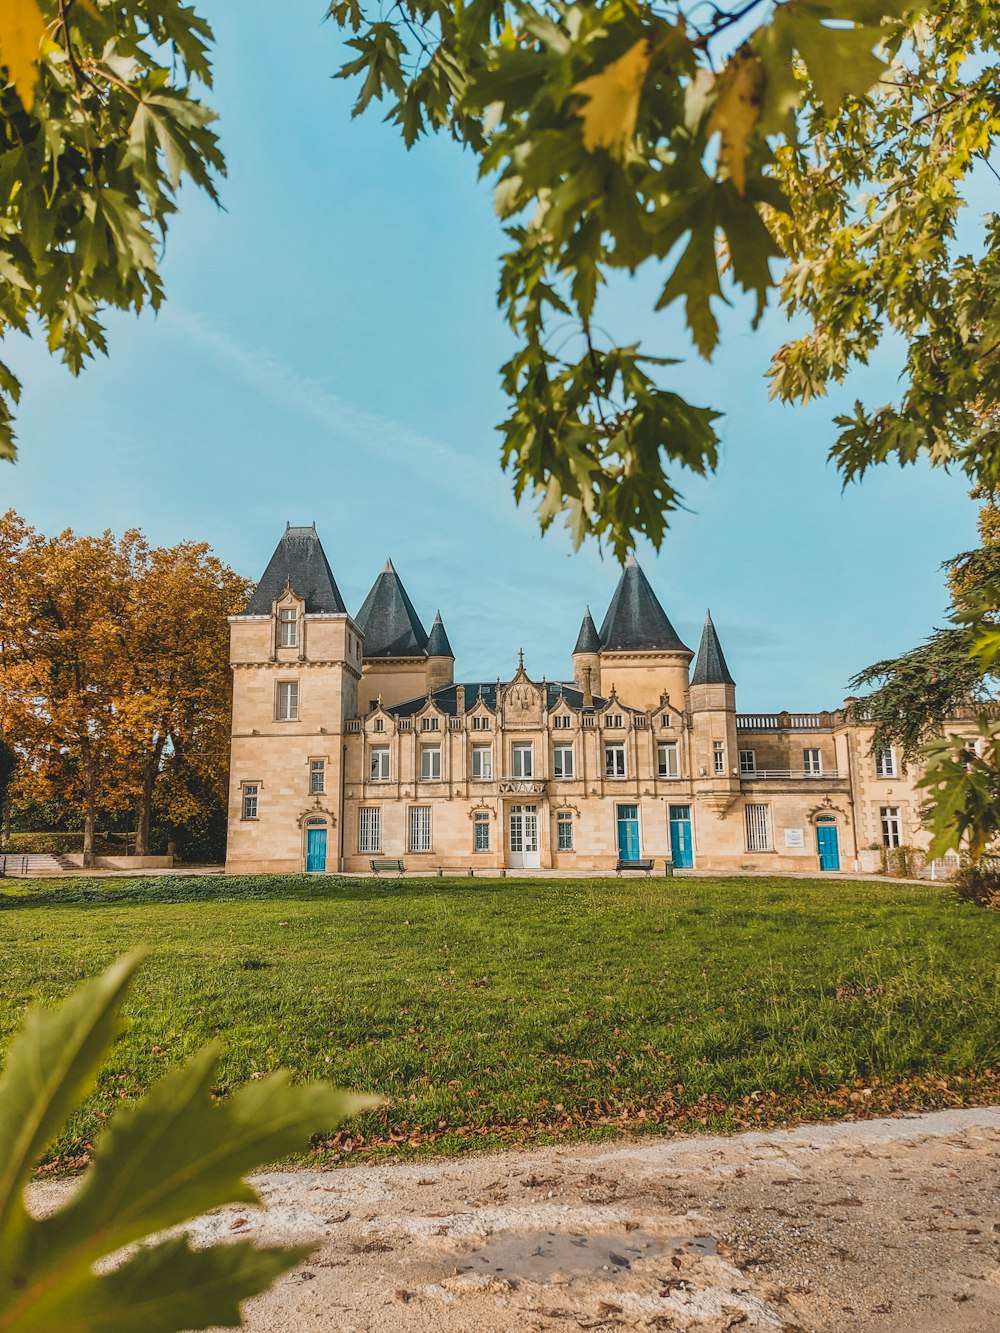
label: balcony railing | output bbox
[741,768,847,780]
[736,712,841,731]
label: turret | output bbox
[354,558,430,709]
[689,609,740,816]
[425,609,455,692]
[593,555,693,711]
[572,606,602,695]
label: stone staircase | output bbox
[0,852,66,877]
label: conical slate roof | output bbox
[244,524,347,615]
[598,555,690,653]
[355,559,429,659]
[691,609,736,686]
[426,610,454,658]
[573,606,601,654]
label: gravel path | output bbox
[32,1106,1000,1331]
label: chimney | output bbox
[582,665,593,708]
[456,684,466,715]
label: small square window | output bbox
[471,715,490,731]
[421,716,439,731]
[605,713,624,729]
[372,717,384,732]
[553,715,571,730]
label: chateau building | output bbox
[226,524,932,876]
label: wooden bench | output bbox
[370,858,406,876]
[615,857,655,877]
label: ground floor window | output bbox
[473,811,490,851]
[241,783,259,820]
[358,807,381,853]
[745,802,771,851]
[880,806,902,848]
[557,810,574,851]
[409,805,432,852]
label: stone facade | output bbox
[226,526,944,876]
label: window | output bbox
[421,716,439,731]
[739,748,756,776]
[553,744,575,779]
[880,806,902,848]
[605,713,624,729]
[658,741,680,779]
[553,714,571,730]
[473,811,490,852]
[278,607,297,648]
[471,744,492,780]
[409,806,431,852]
[745,803,771,851]
[276,680,299,721]
[419,745,441,781]
[604,743,626,777]
[875,746,897,778]
[372,717,384,733]
[557,810,574,851]
[370,747,390,782]
[803,747,822,775]
[241,783,259,820]
[713,740,725,774]
[358,807,381,853]
[310,760,325,794]
[471,715,490,731]
[512,743,533,778]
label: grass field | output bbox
[1,873,998,1166]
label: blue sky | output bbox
[1,1,979,710]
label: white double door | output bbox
[508,803,540,868]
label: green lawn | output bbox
[2,874,998,1165]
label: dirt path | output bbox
[33,1106,1000,1331]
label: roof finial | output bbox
[518,647,525,671]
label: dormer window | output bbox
[373,717,385,733]
[605,714,624,729]
[553,715,571,730]
[421,716,439,731]
[471,715,490,731]
[278,607,297,648]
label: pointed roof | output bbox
[426,610,454,659]
[573,606,601,655]
[244,524,347,615]
[355,558,429,659]
[691,609,736,686]
[598,555,690,653]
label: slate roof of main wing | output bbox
[386,681,638,717]
[598,556,691,653]
[355,559,429,659]
[691,610,736,686]
[244,525,347,615]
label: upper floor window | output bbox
[605,713,624,729]
[739,748,756,776]
[658,741,680,779]
[471,715,490,731]
[803,747,822,775]
[605,743,626,777]
[421,716,439,731]
[553,744,575,779]
[880,805,902,848]
[553,714,571,730]
[471,744,492,780]
[420,745,442,781]
[370,747,390,781]
[713,740,725,774]
[278,607,297,648]
[241,783,259,820]
[372,717,385,733]
[512,743,533,778]
[276,680,299,721]
[875,746,897,778]
[310,760,325,794]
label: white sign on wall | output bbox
[784,827,805,848]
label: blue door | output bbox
[669,805,693,869]
[616,805,640,860]
[306,826,327,873]
[816,822,840,872]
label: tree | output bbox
[0,738,15,848]
[0,512,250,863]
[0,0,222,462]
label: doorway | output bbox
[306,822,327,873]
[616,805,641,861]
[668,805,693,868]
[816,818,840,872]
[508,804,540,868]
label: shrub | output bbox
[953,855,1000,910]
[878,844,923,878]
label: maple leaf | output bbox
[572,40,650,157]
[707,46,765,197]
[0,0,46,108]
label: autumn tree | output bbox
[0,737,15,847]
[0,512,250,863]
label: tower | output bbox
[689,609,740,819]
[354,559,431,710]
[425,610,455,693]
[226,524,362,874]
[571,606,601,700]
[592,555,693,711]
